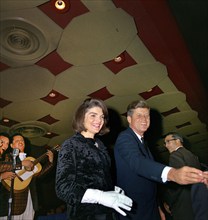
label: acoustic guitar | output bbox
[2,144,60,193]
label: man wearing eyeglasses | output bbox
[163,132,201,220]
[114,100,208,220]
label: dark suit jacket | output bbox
[114,127,166,220]
[191,182,208,220]
[166,147,201,220]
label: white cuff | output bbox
[161,166,172,182]
[81,189,102,204]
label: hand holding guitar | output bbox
[46,150,54,163]
[22,160,34,171]
[0,171,16,181]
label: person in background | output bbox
[0,133,16,183]
[191,163,208,220]
[0,133,10,160]
[0,132,33,183]
[56,98,133,220]
[163,132,201,220]
[191,182,208,220]
[114,100,208,220]
[0,134,54,220]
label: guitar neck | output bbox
[33,146,59,165]
[33,153,47,165]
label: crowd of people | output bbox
[1,98,208,220]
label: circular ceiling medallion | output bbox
[0,18,48,61]
[10,121,48,138]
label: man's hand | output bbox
[46,150,54,163]
[163,202,171,214]
[158,206,166,220]
[22,160,34,171]
[203,171,208,187]
[1,171,16,180]
[168,166,208,185]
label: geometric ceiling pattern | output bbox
[0,0,207,164]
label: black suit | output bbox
[166,147,201,220]
[191,182,208,220]
[114,127,166,220]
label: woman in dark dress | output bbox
[55,98,132,220]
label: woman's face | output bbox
[81,106,104,138]
[0,136,9,155]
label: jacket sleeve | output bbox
[169,148,201,169]
[115,131,165,183]
[55,140,86,205]
[0,161,22,173]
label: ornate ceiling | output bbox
[0,0,208,163]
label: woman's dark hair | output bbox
[0,132,10,140]
[0,132,11,144]
[72,98,109,135]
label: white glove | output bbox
[81,188,133,216]
[98,190,132,216]
[114,186,125,194]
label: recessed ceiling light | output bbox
[147,88,153,92]
[114,53,125,63]
[52,0,70,13]
[3,118,9,123]
[49,92,57,98]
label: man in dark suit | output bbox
[114,100,208,220]
[163,132,205,220]
[191,182,208,220]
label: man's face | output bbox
[0,136,9,155]
[11,135,25,152]
[127,107,150,136]
[164,135,179,152]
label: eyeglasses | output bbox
[164,138,176,146]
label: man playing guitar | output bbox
[0,134,54,220]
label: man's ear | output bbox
[176,139,181,145]
[127,115,131,124]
